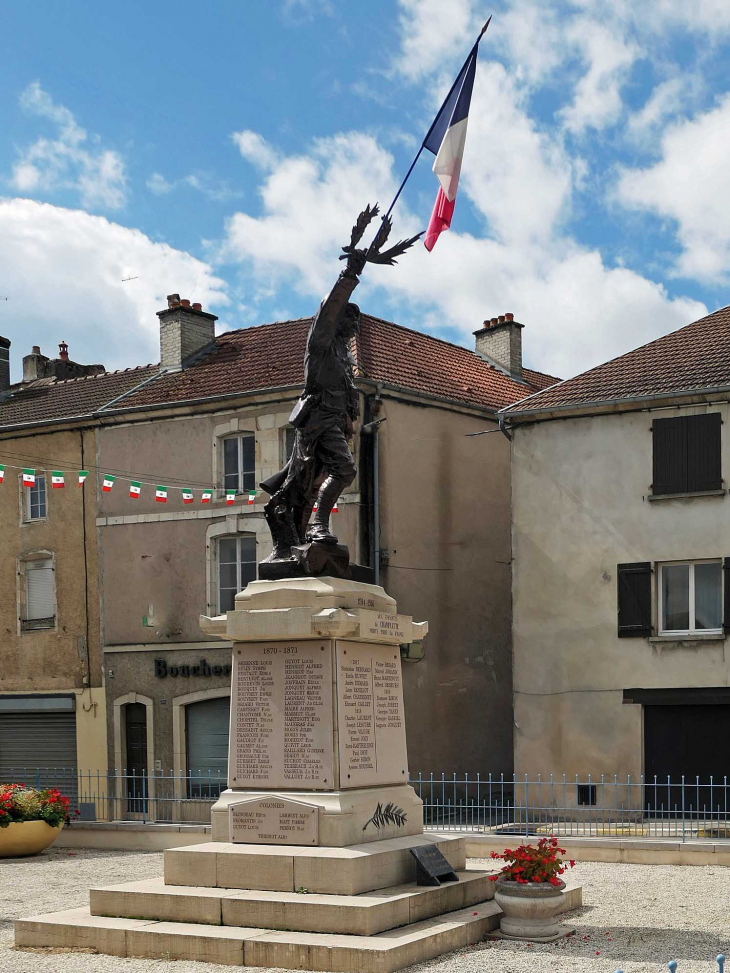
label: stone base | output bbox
[16,899,501,972]
[15,836,505,972]
[211,785,424,846]
[165,834,465,895]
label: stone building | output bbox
[502,305,730,812]
[0,303,556,801]
[0,339,142,796]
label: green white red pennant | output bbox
[102,475,115,492]
[155,485,168,503]
[0,465,4,483]
[226,490,236,505]
[22,469,35,487]
[201,491,212,503]
[78,470,88,486]
[51,471,65,489]
[248,492,256,505]
[130,481,142,498]
[182,489,194,504]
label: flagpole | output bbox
[377,16,492,227]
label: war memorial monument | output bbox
[15,209,505,969]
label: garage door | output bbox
[0,706,78,803]
[644,704,730,816]
[186,696,229,798]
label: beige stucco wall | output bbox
[96,404,360,648]
[378,397,513,775]
[0,428,102,691]
[511,402,730,779]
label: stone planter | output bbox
[0,821,64,858]
[494,877,571,942]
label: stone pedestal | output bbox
[17,577,528,970]
[201,577,427,848]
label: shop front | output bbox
[104,644,233,821]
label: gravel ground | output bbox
[0,848,727,972]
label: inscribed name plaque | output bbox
[336,640,408,789]
[228,641,334,790]
[359,610,411,644]
[229,796,318,845]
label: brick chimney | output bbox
[157,294,217,371]
[473,312,524,380]
[0,336,9,393]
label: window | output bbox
[652,413,722,496]
[659,561,722,635]
[218,536,256,613]
[20,555,55,631]
[24,475,47,522]
[186,696,230,799]
[223,433,255,495]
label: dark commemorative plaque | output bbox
[410,844,460,887]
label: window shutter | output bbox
[617,562,652,637]
[723,558,730,635]
[652,413,721,495]
[26,559,55,620]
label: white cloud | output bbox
[558,19,640,134]
[147,170,242,202]
[0,198,228,380]
[626,77,696,144]
[10,82,128,210]
[616,94,730,283]
[232,130,279,172]
[218,123,707,377]
[396,0,481,81]
[147,172,174,195]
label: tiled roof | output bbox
[112,314,556,414]
[0,366,157,430]
[502,304,730,417]
[0,314,557,430]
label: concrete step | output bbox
[15,899,502,972]
[164,833,466,895]
[90,868,494,936]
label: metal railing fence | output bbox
[2,768,730,840]
[411,772,730,841]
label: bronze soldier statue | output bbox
[260,205,420,574]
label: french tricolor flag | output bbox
[423,44,479,251]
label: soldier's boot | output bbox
[261,495,299,561]
[307,475,345,545]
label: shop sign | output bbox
[154,658,232,679]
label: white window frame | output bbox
[221,432,256,496]
[21,473,48,524]
[217,534,257,614]
[17,550,57,634]
[657,559,723,636]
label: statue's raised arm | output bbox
[259,205,421,578]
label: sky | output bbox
[2,0,730,383]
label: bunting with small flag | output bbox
[22,469,36,487]
[182,488,194,504]
[78,470,88,487]
[0,465,5,483]
[51,471,65,489]
[130,481,142,498]
[201,490,212,503]
[248,492,256,505]
[226,489,236,505]
[155,486,168,503]
[102,475,115,492]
